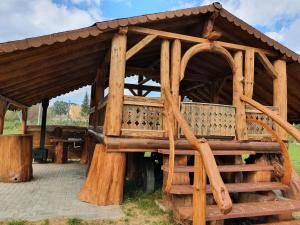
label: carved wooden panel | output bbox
[122,96,164,131]
[180,102,236,137]
[246,106,278,138]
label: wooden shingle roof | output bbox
[0,2,299,120]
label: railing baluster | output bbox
[193,152,206,225]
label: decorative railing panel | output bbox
[121,96,164,137]
[246,105,278,140]
[180,102,236,138]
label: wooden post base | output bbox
[53,142,68,164]
[79,144,126,205]
[0,135,33,183]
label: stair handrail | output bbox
[164,88,232,215]
[241,95,300,143]
[246,118,292,185]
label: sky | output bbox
[0,0,300,105]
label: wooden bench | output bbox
[50,138,83,164]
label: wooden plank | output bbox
[273,60,288,140]
[0,100,8,134]
[177,200,300,221]
[162,164,274,173]
[128,26,277,56]
[233,51,247,140]
[0,94,27,109]
[124,83,160,92]
[105,33,127,136]
[121,129,165,138]
[126,34,157,60]
[170,182,288,195]
[244,49,255,98]
[107,148,158,153]
[256,50,278,79]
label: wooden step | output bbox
[257,221,300,225]
[158,149,257,156]
[169,182,288,194]
[162,164,274,173]
[177,200,300,221]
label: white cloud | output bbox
[0,0,103,42]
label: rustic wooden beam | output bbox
[124,83,160,92]
[193,152,206,225]
[20,108,28,134]
[256,50,278,79]
[244,49,255,98]
[171,39,181,135]
[0,94,27,109]
[160,40,170,135]
[202,12,222,41]
[138,77,150,86]
[142,90,151,97]
[233,51,248,140]
[105,32,127,136]
[273,59,288,140]
[128,88,137,96]
[129,26,277,56]
[0,100,8,134]
[126,34,157,60]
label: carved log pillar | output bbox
[0,100,8,134]
[89,83,96,126]
[273,59,288,140]
[233,51,248,140]
[244,49,255,99]
[105,31,127,136]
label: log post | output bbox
[21,108,28,134]
[89,83,96,126]
[244,49,255,98]
[193,152,206,225]
[161,40,171,135]
[40,98,49,150]
[94,70,106,127]
[233,51,247,140]
[0,100,8,134]
[273,59,288,140]
[171,39,181,135]
[105,31,127,136]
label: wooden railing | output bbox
[246,118,292,185]
[241,95,300,143]
[164,89,232,223]
[121,96,165,137]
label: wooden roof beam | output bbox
[126,34,157,60]
[256,50,278,79]
[124,83,160,92]
[129,26,278,57]
[202,12,222,41]
[0,94,27,109]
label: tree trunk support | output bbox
[79,144,126,205]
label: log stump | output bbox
[79,144,126,205]
[53,141,68,164]
[0,135,33,182]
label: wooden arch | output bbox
[180,43,236,81]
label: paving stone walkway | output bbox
[0,162,124,221]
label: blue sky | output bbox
[1,0,300,105]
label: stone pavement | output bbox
[0,162,124,221]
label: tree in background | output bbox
[81,92,90,117]
[52,101,69,116]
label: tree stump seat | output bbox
[0,135,33,183]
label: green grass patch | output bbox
[289,143,300,175]
[7,221,26,225]
[42,219,49,225]
[67,218,82,225]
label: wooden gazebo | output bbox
[1,2,300,224]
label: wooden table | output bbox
[50,138,83,164]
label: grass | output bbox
[289,142,300,174]
[67,218,81,225]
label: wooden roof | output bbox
[0,2,300,120]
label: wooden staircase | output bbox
[161,147,300,224]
